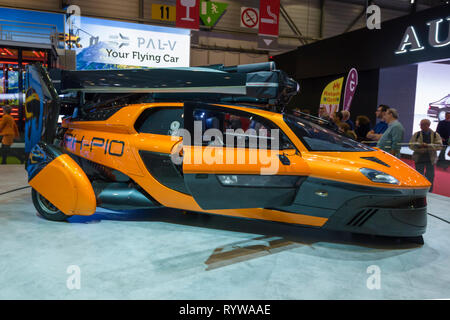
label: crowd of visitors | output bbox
[292,104,448,191]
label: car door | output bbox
[182,102,311,210]
[134,105,190,195]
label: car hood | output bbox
[302,149,431,189]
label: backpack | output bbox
[415,131,436,141]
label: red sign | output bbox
[176,0,200,30]
[258,0,280,37]
[241,8,259,29]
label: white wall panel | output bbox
[280,0,321,40]
[224,51,240,65]
[190,48,267,66]
[190,48,208,66]
[323,0,365,38]
[208,50,225,65]
[239,52,255,65]
[69,0,139,20]
[0,0,59,11]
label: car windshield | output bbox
[436,95,450,104]
[283,114,374,152]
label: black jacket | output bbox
[436,120,450,144]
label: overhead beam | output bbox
[319,0,325,39]
[344,0,375,33]
[329,0,412,13]
[280,3,308,45]
[344,7,366,33]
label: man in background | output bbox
[377,108,404,157]
[436,111,450,169]
[318,105,328,118]
[409,119,442,192]
[334,111,343,127]
[367,105,389,142]
[341,110,355,131]
[0,105,19,164]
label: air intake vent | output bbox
[361,157,390,167]
[347,208,378,227]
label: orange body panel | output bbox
[303,149,431,189]
[183,146,310,176]
[61,102,429,226]
[29,154,97,215]
[205,208,328,227]
[64,130,145,177]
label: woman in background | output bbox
[0,105,19,164]
[338,122,357,140]
[355,115,371,142]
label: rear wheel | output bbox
[31,188,68,221]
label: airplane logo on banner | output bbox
[108,33,130,48]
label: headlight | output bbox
[360,168,399,185]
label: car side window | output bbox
[192,107,293,150]
[135,107,184,136]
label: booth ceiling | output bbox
[0,0,446,51]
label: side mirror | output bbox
[278,154,290,166]
[282,146,299,157]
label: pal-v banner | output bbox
[73,17,191,69]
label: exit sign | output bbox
[151,4,176,22]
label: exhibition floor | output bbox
[1,165,449,299]
[401,158,450,198]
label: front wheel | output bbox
[31,189,68,221]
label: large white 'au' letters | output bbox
[396,16,450,54]
[427,18,450,48]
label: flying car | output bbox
[24,62,430,240]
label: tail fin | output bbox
[24,63,60,155]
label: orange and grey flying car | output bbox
[24,63,430,241]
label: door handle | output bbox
[278,154,290,165]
